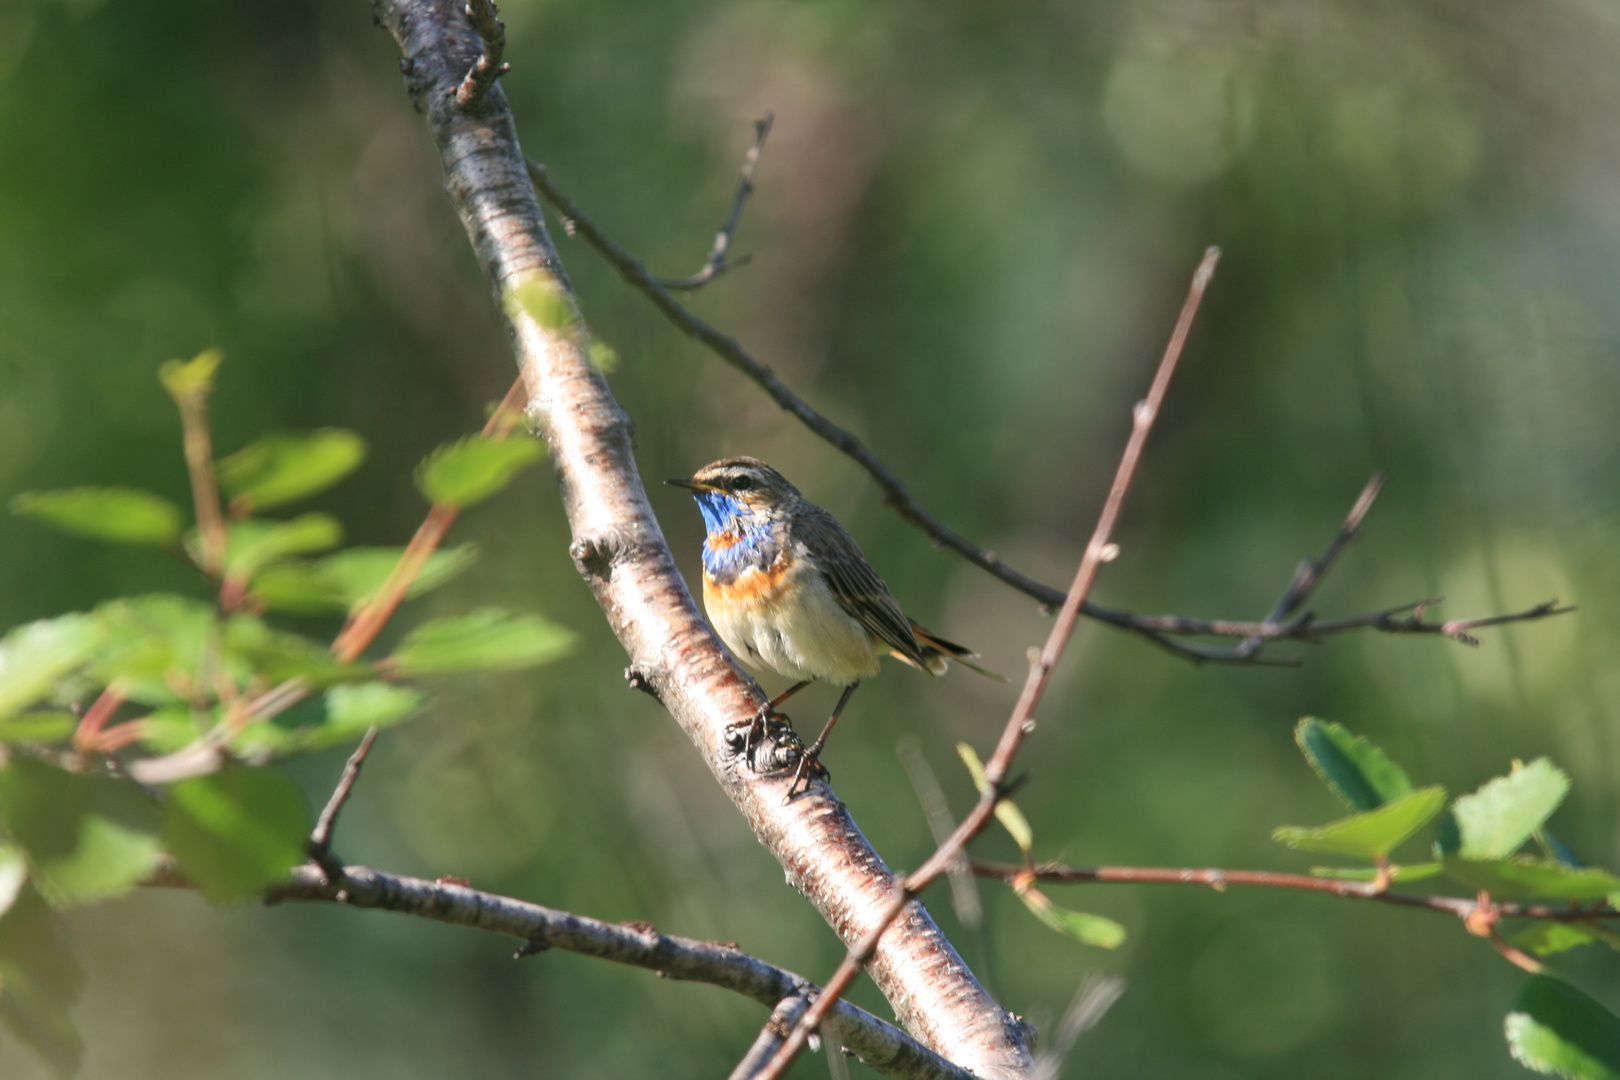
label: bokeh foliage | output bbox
[2,0,1620,1076]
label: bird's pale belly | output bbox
[704,559,882,686]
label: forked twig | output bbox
[527,161,1569,664]
[748,248,1221,1080]
[658,112,773,290]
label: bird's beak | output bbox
[665,477,715,493]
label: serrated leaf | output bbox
[1443,857,1620,901]
[415,435,544,509]
[0,714,76,745]
[1294,718,1413,811]
[1506,975,1620,1080]
[158,348,222,403]
[0,615,102,720]
[162,767,311,904]
[1015,884,1125,949]
[1310,862,1443,884]
[388,608,573,676]
[220,514,343,581]
[315,683,425,746]
[1447,759,1571,859]
[11,487,183,546]
[219,429,366,510]
[221,615,366,687]
[507,278,577,331]
[1514,923,1600,958]
[0,884,85,1076]
[955,742,1033,853]
[1273,785,1446,859]
[0,760,161,906]
[249,545,478,614]
[91,595,218,706]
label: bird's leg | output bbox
[728,680,810,763]
[786,682,858,801]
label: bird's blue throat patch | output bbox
[692,491,778,581]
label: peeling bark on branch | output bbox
[368,2,1033,1074]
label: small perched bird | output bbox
[668,457,995,796]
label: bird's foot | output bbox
[781,741,830,804]
[724,707,799,773]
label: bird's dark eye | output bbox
[732,475,753,491]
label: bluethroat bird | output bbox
[668,457,998,797]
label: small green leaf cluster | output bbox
[1279,718,1620,1079]
[0,354,570,1074]
[958,743,1125,950]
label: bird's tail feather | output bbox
[901,622,1009,682]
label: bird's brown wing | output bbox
[797,503,931,668]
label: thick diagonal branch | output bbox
[370,3,1031,1075]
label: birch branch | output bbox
[368,2,1031,1074]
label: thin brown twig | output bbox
[306,725,379,861]
[244,861,975,1080]
[973,861,1620,922]
[527,163,1569,665]
[657,112,773,291]
[455,0,508,108]
[750,248,1221,1080]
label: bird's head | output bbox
[667,457,800,534]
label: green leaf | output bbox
[162,767,311,904]
[1513,923,1600,958]
[11,487,183,546]
[219,429,366,510]
[956,742,1033,852]
[136,706,206,754]
[1506,975,1620,1079]
[414,435,545,509]
[0,615,102,719]
[0,714,76,745]
[1016,885,1125,949]
[507,278,577,331]
[1273,785,1446,859]
[313,683,425,747]
[1443,857,1620,901]
[1310,862,1442,883]
[1294,717,1413,811]
[221,615,367,688]
[220,514,343,581]
[0,845,26,919]
[158,348,222,403]
[589,341,621,373]
[0,884,85,1076]
[0,760,161,906]
[388,608,573,676]
[91,595,217,706]
[248,545,478,614]
[1446,759,1571,859]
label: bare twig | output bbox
[454,0,508,108]
[751,248,1221,1080]
[308,724,380,860]
[897,736,983,932]
[657,112,772,291]
[1032,975,1126,1080]
[729,993,812,1080]
[528,164,1568,665]
[974,861,1620,922]
[249,862,977,1080]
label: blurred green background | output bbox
[3,0,1619,1076]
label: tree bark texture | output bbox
[368,3,1035,1076]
